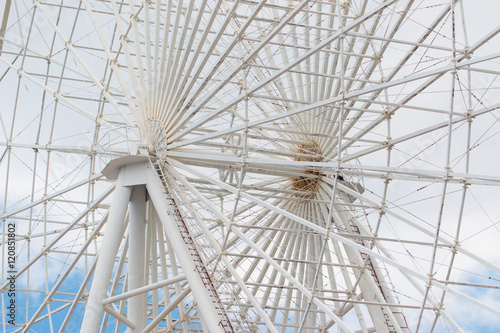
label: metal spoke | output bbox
[1,1,500,332]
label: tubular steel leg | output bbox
[81,169,132,332]
[127,185,147,332]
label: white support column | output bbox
[82,168,132,332]
[127,185,147,332]
[145,166,225,333]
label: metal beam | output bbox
[145,165,225,333]
[128,185,147,332]
[81,169,132,332]
[102,275,187,305]
[0,0,12,56]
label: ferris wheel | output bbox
[1,0,500,332]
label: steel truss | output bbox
[1,0,500,332]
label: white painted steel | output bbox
[81,170,132,332]
[102,275,186,306]
[127,185,147,332]
[145,165,225,333]
[1,0,500,332]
